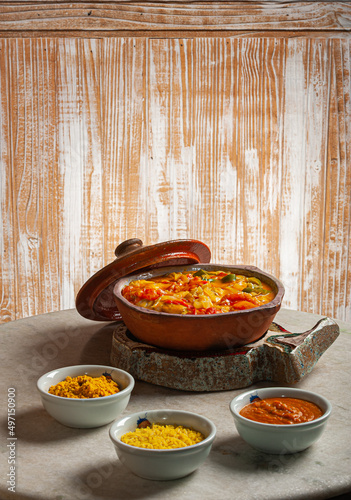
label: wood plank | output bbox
[279,38,309,311]
[32,39,59,317]
[0,39,16,322]
[202,38,284,279]
[210,38,238,265]
[235,38,276,270]
[1,39,59,320]
[300,39,331,316]
[56,38,103,310]
[1,30,350,40]
[147,38,194,242]
[78,39,104,282]
[192,38,218,246]
[0,2,350,34]
[257,38,285,277]
[323,39,351,322]
[101,38,147,260]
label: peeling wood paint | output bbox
[1,2,351,34]
[0,36,350,324]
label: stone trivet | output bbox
[110,317,339,391]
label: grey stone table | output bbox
[0,308,350,500]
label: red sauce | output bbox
[239,397,323,425]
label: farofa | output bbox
[121,424,204,449]
[48,375,119,398]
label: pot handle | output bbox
[268,317,339,349]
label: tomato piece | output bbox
[204,307,220,315]
[164,298,190,308]
[221,292,259,307]
[139,288,162,301]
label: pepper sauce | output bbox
[240,397,323,425]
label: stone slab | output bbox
[110,317,339,391]
[0,308,350,500]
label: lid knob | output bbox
[115,238,143,258]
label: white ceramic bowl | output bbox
[109,409,216,480]
[229,387,332,454]
[37,365,134,428]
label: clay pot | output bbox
[113,264,285,351]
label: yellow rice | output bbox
[48,375,119,399]
[121,424,204,449]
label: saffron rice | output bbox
[121,423,204,449]
[48,375,119,398]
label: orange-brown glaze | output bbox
[240,397,323,424]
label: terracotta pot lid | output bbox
[75,238,211,321]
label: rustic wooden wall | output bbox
[0,2,350,324]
